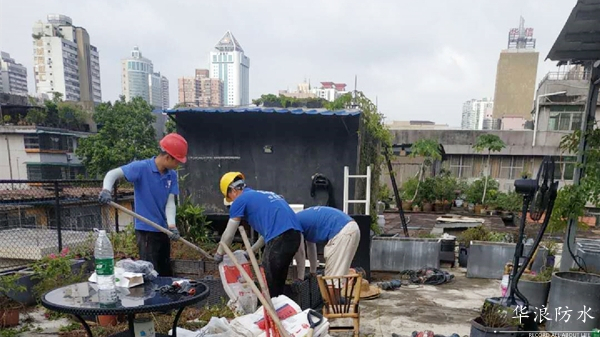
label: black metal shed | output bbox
[165,107,363,214]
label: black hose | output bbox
[566,222,588,272]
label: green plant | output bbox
[419,177,437,203]
[0,274,26,309]
[176,195,213,244]
[473,134,506,205]
[544,240,558,256]
[433,173,458,202]
[408,138,442,202]
[401,177,420,204]
[3,115,11,124]
[548,185,590,235]
[465,177,499,205]
[31,247,86,301]
[458,226,489,247]
[479,302,521,328]
[493,191,522,213]
[522,266,555,282]
[378,183,393,208]
[109,224,139,259]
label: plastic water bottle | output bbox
[95,230,115,290]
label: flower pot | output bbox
[546,255,555,269]
[470,317,518,337]
[517,279,551,313]
[412,205,421,212]
[433,202,442,212]
[402,201,413,211]
[474,204,483,214]
[422,202,433,212]
[0,309,19,328]
[443,201,452,212]
[546,272,600,333]
[98,315,118,327]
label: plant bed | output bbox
[467,241,515,279]
[371,237,440,271]
[0,274,25,328]
[470,302,521,337]
[546,271,600,333]
[517,268,553,313]
[283,274,323,311]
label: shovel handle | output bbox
[108,201,213,260]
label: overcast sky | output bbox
[0,0,577,127]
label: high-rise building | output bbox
[209,31,250,106]
[32,14,101,103]
[121,46,168,109]
[492,17,539,120]
[461,98,493,130]
[0,52,28,96]
[160,76,169,110]
[177,69,223,107]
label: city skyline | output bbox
[0,0,576,126]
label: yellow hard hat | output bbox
[220,172,245,201]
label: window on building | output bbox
[554,156,576,181]
[0,210,37,229]
[24,135,40,149]
[26,164,85,180]
[448,155,473,178]
[499,156,525,179]
[547,106,584,131]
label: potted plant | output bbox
[401,178,419,211]
[471,302,521,337]
[0,274,26,328]
[517,267,554,314]
[406,138,442,208]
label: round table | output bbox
[41,277,209,337]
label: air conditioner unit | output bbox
[66,154,73,161]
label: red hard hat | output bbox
[160,133,188,163]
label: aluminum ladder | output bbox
[342,165,371,215]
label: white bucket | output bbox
[134,316,155,337]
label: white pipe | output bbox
[532,91,567,147]
[365,165,371,215]
[343,166,349,214]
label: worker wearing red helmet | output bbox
[98,133,188,277]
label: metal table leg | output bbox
[128,314,136,336]
[73,314,94,337]
[171,307,186,337]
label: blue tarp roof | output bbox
[163,107,361,116]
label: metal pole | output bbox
[560,61,599,272]
[54,181,62,252]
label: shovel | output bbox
[108,201,213,260]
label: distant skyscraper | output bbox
[209,31,250,106]
[161,76,169,110]
[32,14,101,103]
[0,52,28,96]
[177,69,223,107]
[462,98,493,130]
[121,46,168,109]
[492,17,539,120]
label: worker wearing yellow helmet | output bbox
[215,172,303,297]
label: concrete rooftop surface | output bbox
[355,268,499,337]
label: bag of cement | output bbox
[168,317,240,337]
[116,259,158,281]
[219,250,257,316]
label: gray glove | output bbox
[168,228,180,240]
[98,189,112,204]
[214,253,223,263]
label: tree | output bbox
[75,96,159,178]
[473,134,506,204]
[252,93,329,108]
[408,138,442,202]
[549,125,600,233]
[24,92,89,130]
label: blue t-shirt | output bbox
[120,157,179,232]
[297,206,353,243]
[228,188,302,243]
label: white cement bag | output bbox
[219,250,258,315]
[229,295,303,336]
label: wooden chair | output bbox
[316,274,362,337]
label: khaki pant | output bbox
[324,221,360,277]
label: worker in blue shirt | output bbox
[296,206,360,277]
[214,171,302,297]
[98,133,188,277]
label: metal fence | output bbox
[0,179,133,272]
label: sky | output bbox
[0,0,578,127]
